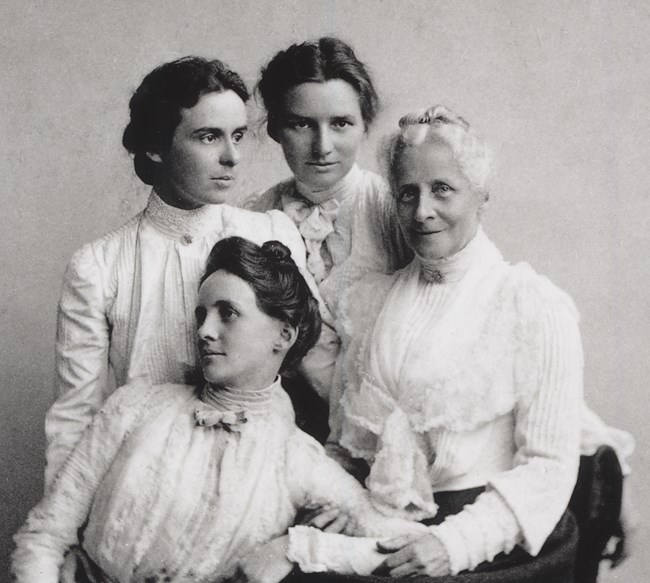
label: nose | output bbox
[414,192,438,223]
[220,138,241,167]
[198,312,219,342]
[313,125,333,157]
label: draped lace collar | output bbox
[143,190,225,242]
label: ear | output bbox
[274,322,297,353]
[146,150,163,163]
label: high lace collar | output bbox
[198,375,281,416]
[418,226,488,284]
[294,164,363,205]
[143,190,225,242]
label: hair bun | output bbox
[399,105,469,131]
[261,241,293,265]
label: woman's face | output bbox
[393,140,485,261]
[152,90,248,209]
[196,270,288,390]
[273,80,365,195]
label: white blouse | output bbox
[15,379,427,582]
[331,229,585,574]
[45,191,339,488]
[246,165,412,318]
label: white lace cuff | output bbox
[428,490,521,574]
[287,526,386,575]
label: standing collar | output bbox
[143,190,225,242]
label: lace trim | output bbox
[143,190,225,241]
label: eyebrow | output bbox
[192,125,248,135]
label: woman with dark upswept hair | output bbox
[44,56,337,491]
[14,237,427,583]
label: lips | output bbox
[411,229,444,235]
[307,161,338,168]
[199,345,225,357]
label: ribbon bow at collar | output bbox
[194,408,248,432]
[281,194,341,283]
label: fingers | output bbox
[323,513,349,533]
[304,507,340,529]
[376,535,413,554]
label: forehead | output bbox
[281,80,362,118]
[198,270,257,306]
[394,140,468,185]
[175,90,247,134]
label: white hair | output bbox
[381,105,492,192]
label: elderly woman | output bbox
[12,237,426,583]
[322,106,591,581]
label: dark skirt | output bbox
[285,486,578,583]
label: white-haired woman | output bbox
[320,106,632,581]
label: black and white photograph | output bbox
[1,1,648,581]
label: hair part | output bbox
[381,105,492,193]
[258,36,379,134]
[122,56,249,185]
[200,237,322,371]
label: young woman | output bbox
[247,37,411,319]
[13,238,425,583]
[45,56,336,489]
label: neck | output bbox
[153,180,206,210]
[295,164,361,205]
[201,375,281,414]
[418,226,485,284]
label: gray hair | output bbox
[381,105,492,193]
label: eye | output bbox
[397,186,418,203]
[287,118,310,130]
[195,306,207,326]
[200,133,218,144]
[332,119,353,130]
[219,305,239,323]
[433,183,453,198]
[232,130,246,145]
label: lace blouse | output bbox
[246,165,412,318]
[331,229,585,574]
[45,191,339,488]
[15,379,426,582]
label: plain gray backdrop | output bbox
[1,1,648,580]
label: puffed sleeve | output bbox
[44,244,111,489]
[268,210,340,401]
[12,382,151,583]
[429,282,584,574]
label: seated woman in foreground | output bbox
[12,237,425,583]
[324,106,587,581]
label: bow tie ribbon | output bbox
[194,408,248,432]
[282,194,341,283]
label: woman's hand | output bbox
[373,533,450,577]
[297,502,351,534]
[233,535,293,583]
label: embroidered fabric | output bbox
[330,228,585,569]
[45,190,338,489]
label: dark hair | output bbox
[200,237,322,371]
[258,37,379,135]
[122,56,249,185]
